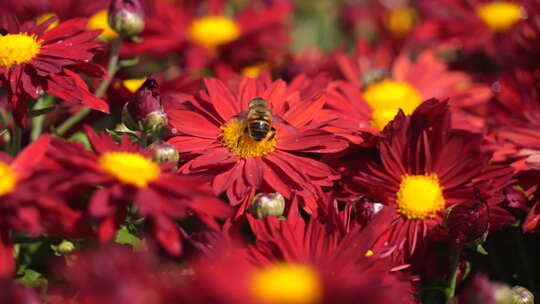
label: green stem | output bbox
[9,126,22,156]
[30,96,53,141]
[56,36,124,136]
[140,131,148,148]
[445,247,461,304]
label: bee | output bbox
[243,97,276,142]
[235,97,296,146]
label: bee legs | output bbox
[237,126,249,147]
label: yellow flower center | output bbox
[35,13,60,31]
[396,174,446,220]
[0,33,42,68]
[98,152,160,187]
[362,79,423,131]
[87,10,118,39]
[122,78,147,93]
[242,62,270,78]
[188,16,241,49]
[220,118,276,158]
[0,161,17,196]
[250,263,323,304]
[476,1,523,32]
[385,7,418,37]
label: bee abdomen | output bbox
[248,120,270,141]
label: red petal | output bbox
[12,134,51,177]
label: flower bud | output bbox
[443,200,490,248]
[502,186,528,218]
[511,286,534,304]
[248,192,285,219]
[149,141,179,163]
[51,240,75,256]
[108,0,145,36]
[459,273,514,304]
[122,78,168,134]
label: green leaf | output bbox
[115,225,143,250]
[29,106,57,118]
[475,244,488,255]
[105,129,139,143]
[17,268,47,288]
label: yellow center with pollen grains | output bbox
[396,174,445,220]
[188,16,241,49]
[0,33,42,68]
[476,2,523,32]
[87,10,118,39]
[98,152,160,187]
[0,162,17,196]
[386,7,417,37]
[362,79,423,131]
[220,118,276,158]
[250,263,323,304]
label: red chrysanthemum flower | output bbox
[47,126,231,256]
[414,0,527,57]
[0,134,81,277]
[165,78,347,213]
[488,69,540,169]
[324,48,491,144]
[353,100,515,264]
[0,15,109,127]
[176,205,413,304]
[122,0,291,74]
[167,76,348,216]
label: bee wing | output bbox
[233,109,250,121]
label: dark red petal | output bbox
[152,216,182,256]
[11,134,50,178]
[0,232,13,278]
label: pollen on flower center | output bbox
[0,33,42,68]
[220,118,276,158]
[0,161,17,196]
[362,79,423,131]
[396,174,445,220]
[476,1,523,32]
[188,16,241,49]
[250,263,323,304]
[98,152,160,187]
[385,7,417,37]
[87,10,118,39]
